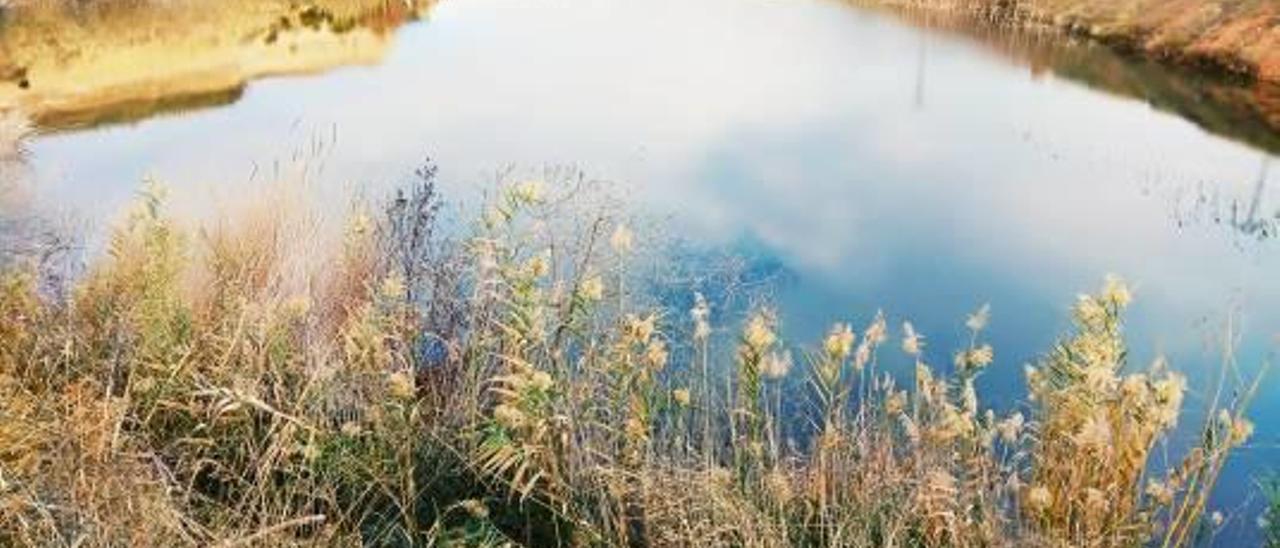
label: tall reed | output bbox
[0,168,1263,547]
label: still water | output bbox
[4,0,1280,540]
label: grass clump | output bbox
[0,165,1264,547]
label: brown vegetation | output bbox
[0,166,1261,546]
[865,0,1280,84]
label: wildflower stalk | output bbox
[691,292,714,468]
[1162,358,1267,548]
[735,310,776,479]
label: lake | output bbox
[3,0,1279,542]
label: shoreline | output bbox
[860,0,1280,86]
[0,0,433,132]
[852,1,1280,154]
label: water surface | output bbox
[4,0,1280,541]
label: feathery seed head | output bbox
[387,371,415,400]
[1103,275,1132,307]
[625,313,659,344]
[1026,485,1052,513]
[460,499,490,519]
[1073,294,1109,329]
[610,224,634,254]
[1075,411,1113,450]
[1230,416,1254,446]
[529,370,554,392]
[955,344,994,375]
[494,404,526,430]
[645,338,669,371]
[524,250,551,278]
[624,417,648,442]
[1145,480,1174,506]
[380,275,406,301]
[743,312,778,353]
[580,274,605,302]
[672,388,691,407]
[901,321,924,356]
[762,350,793,380]
[511,180,545,204]
[690,292,712,341]
[966,304,991,332]
[864,313,888,346]
[824,323,855,361]
[997,412,1024,444]
[885,390,907,416]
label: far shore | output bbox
[862,0,1280,85]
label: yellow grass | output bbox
[0,171,1262,546]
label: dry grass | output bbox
[0,168,1263,546]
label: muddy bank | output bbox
[865,0,1280,85]
[0,0,434,131]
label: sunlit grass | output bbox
[0,169,1263,546]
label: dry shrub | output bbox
[0,374,189,546]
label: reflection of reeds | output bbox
[0,111,28,209]
[1,111,32,264]
[0,169,1263,546]
[871,0,1280,155]
[0,110,29,162]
